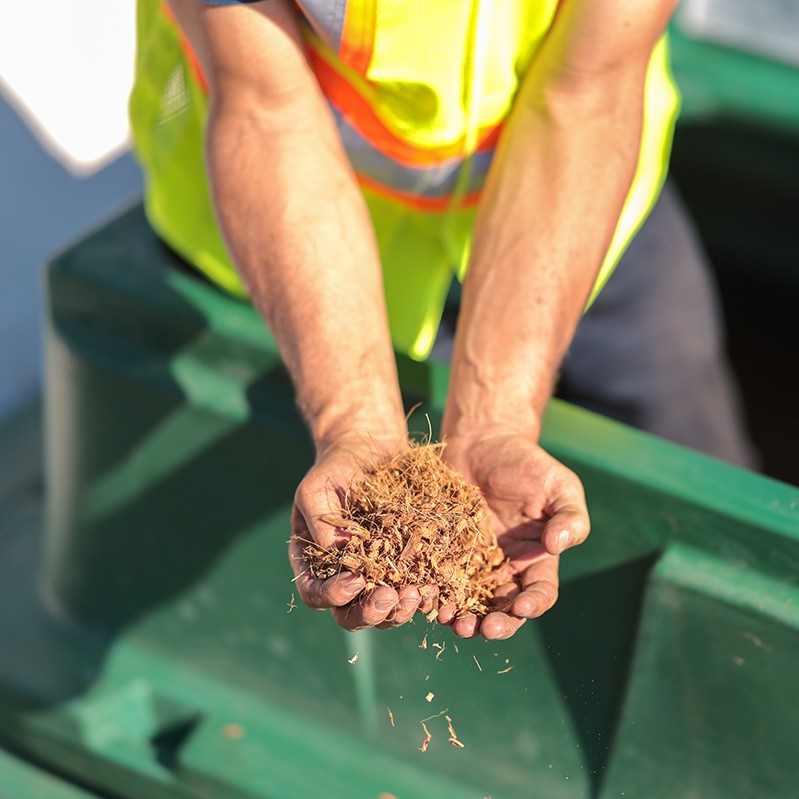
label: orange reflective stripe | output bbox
[355,173,482,211]
[306,36,502,168]
[162,7,501,176]
[338,0,376,74]
[163,1,498,209]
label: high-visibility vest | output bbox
[130,0,680,360]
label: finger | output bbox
[289,534,366,609]
[437,602,457,626]
[418,584,439,614]
[452,613,480,639]
[330,585,399,631]
[542,502,590,555]
[510,556,560,618]
[376,586,421,628]
[491,581,520,613]
[499,539,548,573]
[480,611,526,640]
[294,487,349,550]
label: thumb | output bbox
[542,501,590,555]
[294,477,353,550]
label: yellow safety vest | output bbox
[130,0,680,360]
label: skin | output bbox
[167,0,678,639]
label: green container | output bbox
[0,746,109,799]
[0,207,798,799]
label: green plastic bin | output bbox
[0,207,797,799]
[0,746,114,799]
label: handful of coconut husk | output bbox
[302,442,508,619]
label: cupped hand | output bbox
[287,433,439,631]
[439,431,590,640]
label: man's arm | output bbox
[441,0,678,638]
[448,0,677,438]
[168,0,404,445]
[167,0,414,627]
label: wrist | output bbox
[443,363,546,444]
[442,414,542,446]
[306,395,407,456]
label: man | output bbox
[130,0,753,640]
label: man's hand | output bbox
[438,432,590,640]
[288,433,439,632]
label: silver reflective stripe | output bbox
[333,104,492,197]
[296,0,348,53]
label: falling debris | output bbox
[453,643,459,654]
[419,721,433,753]
[286,593,297,613]
[472,654,483,672]
[445,715,464,748]
[421,707,449,723]
[387,706,395,727]
[222,723,245,740]
[497,666,514,675]
[348,653,359,665]
[425,674,430,681]
[425,692,435,702]
[740,631,771,652]
[419,634,428,650]
[433,642,446,661]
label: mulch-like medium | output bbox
[302,442,508,619]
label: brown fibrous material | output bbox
[419,721,432,753]
[303,442,508,619]
[445,714,465,748]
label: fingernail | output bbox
[515,603,537,619]
[375,599,396,613]
[557,530,570,553]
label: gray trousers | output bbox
[434,180,758,468]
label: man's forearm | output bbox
[208,106,405,446]
[445,0,675,440]
[167,0,405,448]
[445,82,642,438]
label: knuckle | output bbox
[294,482,316,511]
[331,606,364,631]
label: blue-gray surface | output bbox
[0,89,142,420]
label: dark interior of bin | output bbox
[671,119,799,486]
